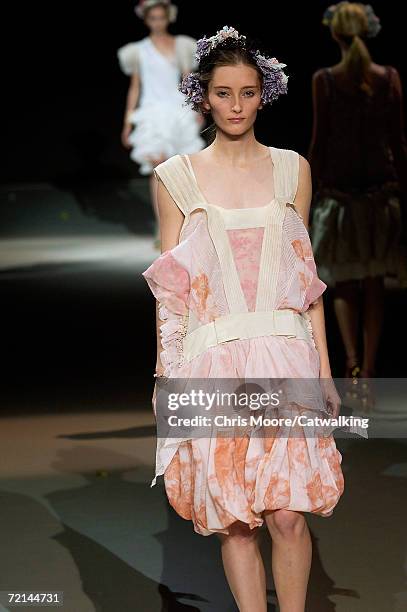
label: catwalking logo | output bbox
[167,413,369,430]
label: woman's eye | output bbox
[216,90,255,98]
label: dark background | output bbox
[2,0,405,413]
[3,0,405,184]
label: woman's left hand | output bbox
[320,376,341,419]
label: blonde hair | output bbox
[331,2,373,95]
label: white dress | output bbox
[117,35,205,175]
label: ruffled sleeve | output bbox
[117,42,140,76]
[176,35,198,73]
[142,250,191,377]
[303,256,327,310]
[142,249,190,314]
[291,236,327,310]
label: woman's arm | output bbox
[387,67,407,225]
[294,155,332,378]
[308,69,330,193]
[306,300,331,377]
[121,72,141,148]
[154,176,185,374]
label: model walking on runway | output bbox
[117,0,205,247]
[309,2,407,381]
[142,25,366,612]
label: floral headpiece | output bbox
[135,0,178,23]
[322,2,381,37]
[179,26,289,113]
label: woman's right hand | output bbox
[320,376,341,419]
[121,122,133,149]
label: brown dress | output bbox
[308,65,407,287]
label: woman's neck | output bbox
[149,31,171,39]
[208,132,268,166]
[337,43,352,64]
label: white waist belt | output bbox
[183,309,311,362]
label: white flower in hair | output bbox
[134,0,178,23]
[196,26,247,60]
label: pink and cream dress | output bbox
[142,146,366,536]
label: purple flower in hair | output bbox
[179,72,204,112]
[250,51,289,104]
[364,4,381,37]
[322,3,339,26]
[322,2,381,38]
[195,37,212,60]
[195,26,246,61]
[179,25,289,112]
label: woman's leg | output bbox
[217,521,267,612]
[360,275,385,376]
[264,509,311,612]
[333,279,361,374]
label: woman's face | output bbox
[203,63,262,134]
[144,5,169,34]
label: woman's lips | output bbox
[228,118,244,123]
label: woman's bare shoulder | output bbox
[186,148,209,161]
[312,67,330,80]
[370,62,393,77]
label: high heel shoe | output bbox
[344,357,362,407]
[358,368,376,412]
[344,356,361,379]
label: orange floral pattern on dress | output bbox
[163,432,344,535]
[264,472,290,507]
[190,271,218,322]
[306,471,324,511]
[142,202,341,536]
[289,437,308,466]
[191,272,210,308]
[289,236,327,309]
[292,238,313,260]
[299,271,310,292]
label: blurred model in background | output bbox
[117,0,205,248]
[309,1,407,379]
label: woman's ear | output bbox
[201,93,211,114]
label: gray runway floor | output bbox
[1,181,407,611]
